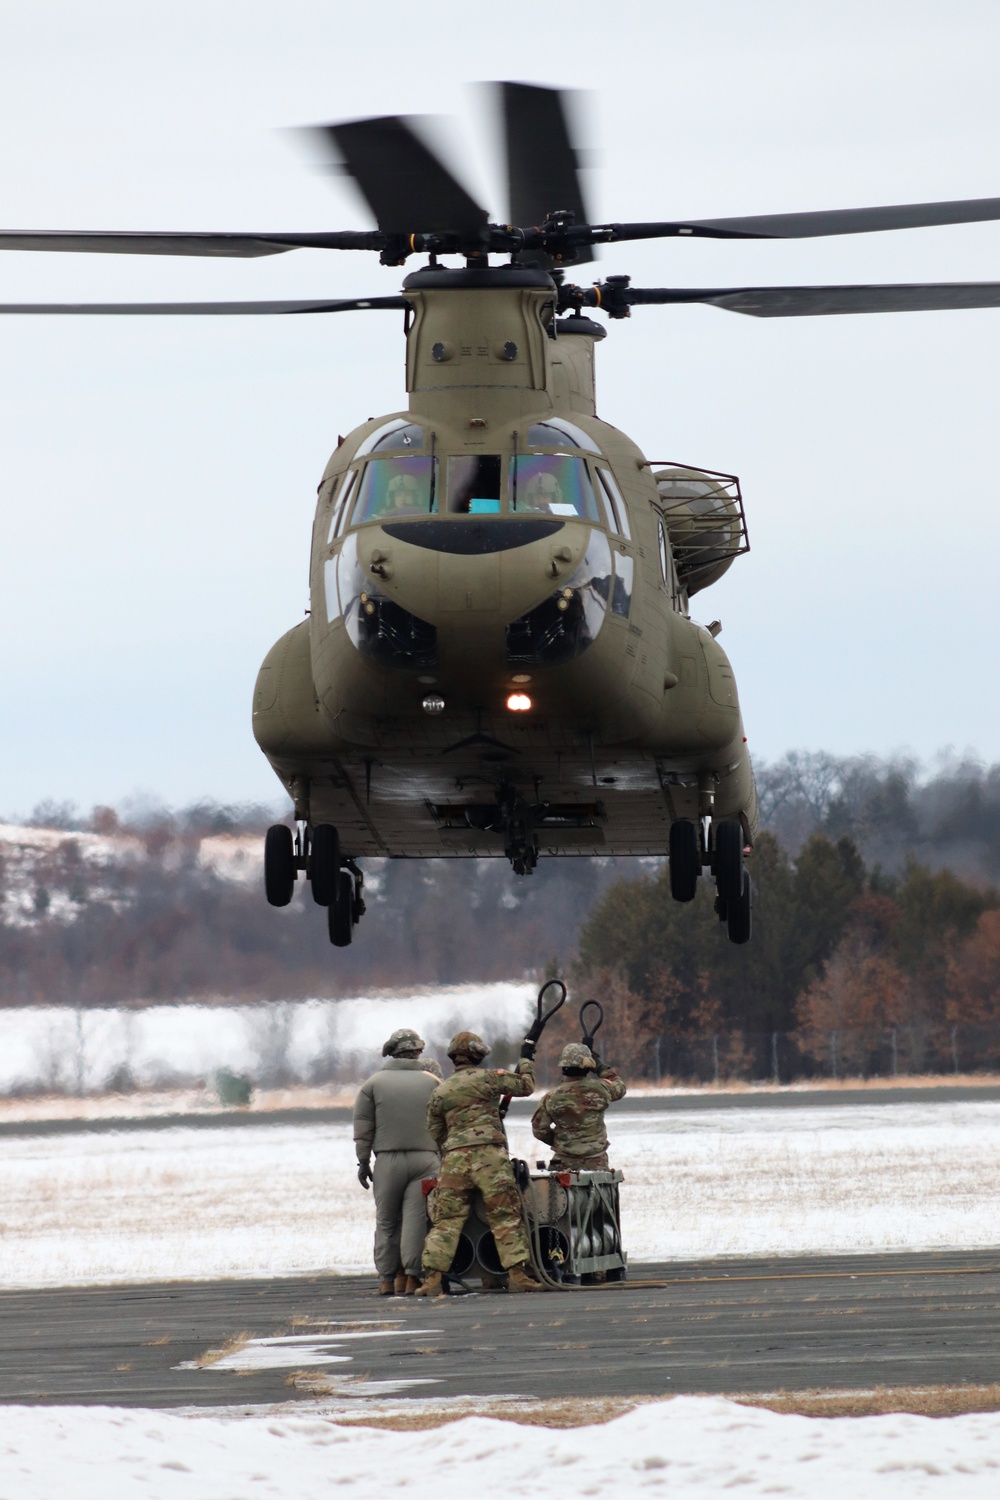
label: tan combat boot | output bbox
[393,1271,407,1295]
[414,1271,446,1298]
[378,1279,395,1296]
[506,1262,543,1293]
[404,1275,419,1295]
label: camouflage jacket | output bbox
[530,1068,627,1161]
[426,1060,535,1153]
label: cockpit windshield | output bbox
[351,456,437,522]
[509,454,601,521]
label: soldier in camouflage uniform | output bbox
[416,1030,542,1297]
[531,1042,627,1171]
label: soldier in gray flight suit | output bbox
[353,1028,441,1295]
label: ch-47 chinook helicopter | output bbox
[6,83,1000,948]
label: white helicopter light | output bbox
[506,693,532,712]
[421,695,445,714]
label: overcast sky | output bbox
[2,0,999,816]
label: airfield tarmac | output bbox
[3,1250,999,1409]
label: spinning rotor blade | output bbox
[0,231,383,257]
[0,296,407,315]
[322,115,488,236]
[589,281,1000,317]
[500,82,593,267]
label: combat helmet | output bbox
[382,1028,425,1057]
[447,1031,490,1062]
[559,1042,597,1071]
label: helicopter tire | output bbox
[727,872,752,945]
[328,870,354,947]
[668,819,700,902]
[715,819,744,905]
[310,824,341,907]
[264,824,295,907]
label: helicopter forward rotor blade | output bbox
[0,296,407,315]
[500,82,593,268]
[322,116,488,237]
[600,282,1000,317]
[0,231,385,257]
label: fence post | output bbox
[830,1030,839,1081]
[653,1035,662,1086]
[951,1025,960,1075]
[712,1034,720,1086]
[891,1026,898,1078]
[771,1031,780,1086]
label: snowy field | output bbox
[0,984,537,1095]
[3,1100,1000,1286]
[4,1397,1000,1499]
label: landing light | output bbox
[422,695,445,715]
[506,693,532,712]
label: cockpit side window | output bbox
[351,456,438,523]
[526,418,603,454]
[596,468,631,540]
[355,419,425,457]
[327,470,358,542]
[509,454,600,522]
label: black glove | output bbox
[525,1018,544,1044]
[520,1039,536,1060]
[357,1161,372,1190]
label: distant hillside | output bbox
[4,755,1000,1008]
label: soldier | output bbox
[531,1042,627,1170]
[416,1030,542,1297]
[353,1028,441,1296]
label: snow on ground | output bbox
[0,984,537,1095]
[3,1100,1000,1287]
[4,1397,1000,1499]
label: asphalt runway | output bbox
[3,1083,1000,1139]
[3,1250,999,1408]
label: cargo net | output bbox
[652,462,749,595]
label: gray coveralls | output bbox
[353,1058,440,1279]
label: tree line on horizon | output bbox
[1,753,999,1086]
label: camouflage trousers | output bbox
[550,1151,609,1171]
[421,1145,529,1273]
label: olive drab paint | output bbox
[251,263,759,864]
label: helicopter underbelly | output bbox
[253,619,757,859]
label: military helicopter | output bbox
[5,83,1000,949]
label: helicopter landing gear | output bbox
[668,819,700,902]
[726,872,752,945]
[714,819,744,905]
[264,824,296,907]
[309,823,341,906]
[327,859,366,946]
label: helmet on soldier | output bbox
[559,1042,597,1071]
[447,1031,490,1062]
[382,1027,425,1058]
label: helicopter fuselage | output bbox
[252,265,758,870]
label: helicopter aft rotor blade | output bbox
[577,281,1000,317]
[321,115,488,237]
[500,82,593,268]
[0,296,408,316]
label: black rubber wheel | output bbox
[328,869,354,946]
[715,818,744,905]
[727,871,752,945]
[669,819,700,902]
[263,824,295,907]
[310,823,340,907]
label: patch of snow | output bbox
[2,1101,1000,1287]
[4,1397,1000,1498]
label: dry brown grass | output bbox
[194,1331,252,1368]
[307,1386,1000,1430]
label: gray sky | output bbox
[2,0,999,815]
